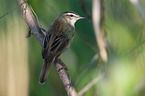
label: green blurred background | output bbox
[0,0,145,96]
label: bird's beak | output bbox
[79,17,86,19]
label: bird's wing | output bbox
[42,33,68,60]
[42,33,53,59]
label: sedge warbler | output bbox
[39,11,85,84]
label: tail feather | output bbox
[39,59,53,84]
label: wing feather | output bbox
[42,33,69,60]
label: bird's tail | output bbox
[39,59,53,84]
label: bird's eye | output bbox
[70,15,73,17]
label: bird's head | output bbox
[57,11,85,26]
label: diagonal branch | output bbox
[17,0,77,96]
[54,58,78,96]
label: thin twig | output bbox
[30,5,41,28]
[78,73,104,96]
[125,39,145,55]
[17,0,77,96]
[0,1,26,19]
[74,53,100,87]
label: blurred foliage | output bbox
[0,0,29,95]
[0,0,145,96]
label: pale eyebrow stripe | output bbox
[65,13,78,17]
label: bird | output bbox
[39,11,85,84]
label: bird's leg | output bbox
[54,57,69,73]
